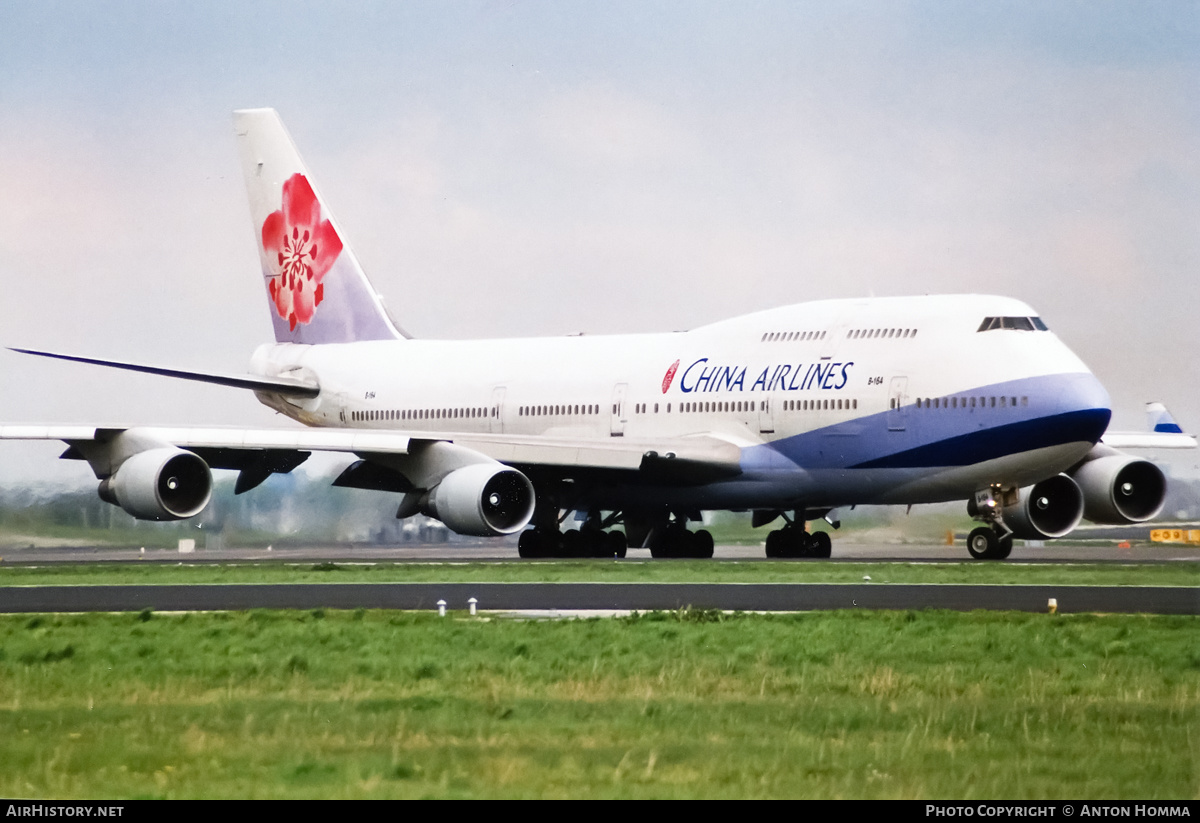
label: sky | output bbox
[1,1,1198,486]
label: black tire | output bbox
[655,524,690,559]
[967,526,999,560]
[606,530,628,559]
[561,529,581,558]
[692,529,715,558]
[994,534,1014,560]
[518,530,541,559]
[810,531,832,558]
[575,529,603,558]
[765,530,782,558]
[785,527,807,558]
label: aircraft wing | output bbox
[0,424,744,488]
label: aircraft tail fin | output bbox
[1146,402,1184,434]
[232,108,405,344]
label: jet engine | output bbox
[1071,453,1166,524]
[98,447,213,521]
[424,463,536,536]
[1002,473,1085,540]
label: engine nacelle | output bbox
[1071,454,1166,524]
[424,463,536,536]
[1002,474,1085,540]
[99,448,213,521]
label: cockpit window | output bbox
[1002,316,1034,331]
[977,316,1048,332]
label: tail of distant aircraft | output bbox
[233,108,404,345]
[1146,402,1184,433]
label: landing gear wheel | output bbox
[652,524,691,558]
[994,534,1014,560]
[518,529,542,558]
[606,530,628,559]
[810,531,832,558]
[518,529,566,558]
[692,529,715,559]
[765,530,782,558]
[561,529,582,558]
[967,526,1000,560]
[766,526,827,558]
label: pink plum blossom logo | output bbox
[662,359,680,394]
[261,173,343,330]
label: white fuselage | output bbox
[250,294,1112,512]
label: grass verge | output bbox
[1,608,1197,799]
[0,559,1197,587]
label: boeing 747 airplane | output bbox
[3,109,1191,560]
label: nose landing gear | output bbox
[965,526,1014,560]
[966,487,1015,560]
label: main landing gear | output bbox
[648,521,715,559]
[517,505,628,558]
[764,510,833,559]
[765,526,831,558]
[518,527,628,558]
[519,512,716,559]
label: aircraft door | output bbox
[758,396,775,434]
[887,377,908,431]
[819,321,848,360]
[490,386,506,434]
[610,383,628,436]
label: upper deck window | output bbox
[977,316,1048,332]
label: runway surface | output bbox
[1,540,1196,615]
[5,538,1200,564]
[1,581,1197,615]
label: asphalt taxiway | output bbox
[0,540,1196,615]
[1,580,1196,615]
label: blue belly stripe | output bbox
[745,373,1112,472]
[849,408,1110,469]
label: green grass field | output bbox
[1,607,1197,799]
[1,558,1198,587]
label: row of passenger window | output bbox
[761,330,826,342]
[519,404,601,417]
[352,407,497,423]
[848,327,917,340]
[784,398,858,411]
[912,395,1029,409]
[356,393,990,424]
[629,401,761,414]
[632,398,858,414]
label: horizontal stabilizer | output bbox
[9,348,320,398]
